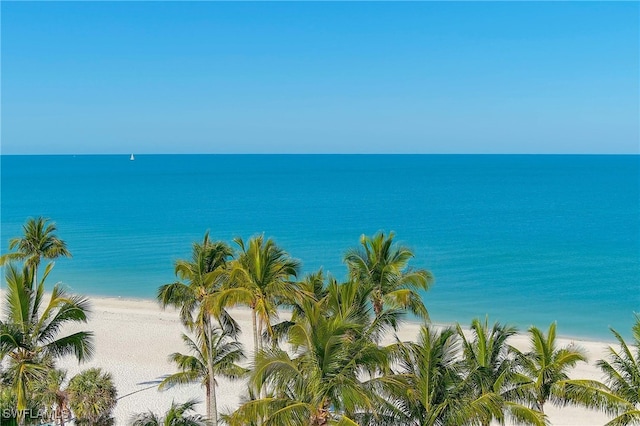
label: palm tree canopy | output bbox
[0,217,71,269]
[158,326,247,426]
[130,399,206,426]
[380,325,512,426]
[510,322,610,415]
[596,315,640,426]
[1,263,94,360]
[458,318,519,394]
[157,232,234,333]
[67,368,117,425]
[214,235,300,349]
[158,329,247,392]
[228,235,300,307]
[344,232,433,320]
[457,318,545,426]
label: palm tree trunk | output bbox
[31,258,40,288]
[252,309,259,354]
[256,313,268,400]
[204,318,218,426]
[206,370,218,426]
[210,373,218,426]
[315,399,330,426]
[206,385,211,424]
[373,290,383,317]
[56,404,62,426]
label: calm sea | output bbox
[1,155,638,340]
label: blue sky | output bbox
[2,2,638,154]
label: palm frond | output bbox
[42,331,95,362]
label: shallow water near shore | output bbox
[1,154,638,340]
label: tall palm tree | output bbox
[226,289,388,426]
[214,235,300,352]
[158,328,247,426]
[0,263,94,424]
[66,368,117,426]
[457,318,545,426]
[0,217,71,285]
[344,232,433,322]
[597,315,640,426]
[511,322,605,414]
[130,399,206,426]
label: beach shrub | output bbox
[67,368,117,426]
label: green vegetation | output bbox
[597,315,640,425]
[456,318,545,426]
[157,233,245,426]
[130,399,206,426]
[0,261,94,425]
[2,219,638,426]
[0,217,71,286]
[384,325,502,426]
[158,329,247,426]
[344,232,433,321]
[66,368,117,425]
[511,323,608,415]
[0,218,108,425]
[227,279,392,426]
[214,235,300,352]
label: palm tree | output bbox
[157,234,243,426]
[344,232,433,322]
[457,318,545,426]
[597,314,640,425]
[130,399,206,426]
[226,288,389,426]
[66,368,117,425]
[511,322,605,414]
[0,217,71,285]
[32,368,71,426]
[158,328,247,426]
[0,263,94,424]
[157,232,236,335]
[382,325,503,426]
[214,235,300,352]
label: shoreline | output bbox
[77,292,620,345]
[0,292,619,425]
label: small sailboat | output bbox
[130,154,135,161]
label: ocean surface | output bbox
[1,154,638,341]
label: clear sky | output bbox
[1,1,638,154]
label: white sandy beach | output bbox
[6,295,617,425]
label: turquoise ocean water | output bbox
[1,155,638,340]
